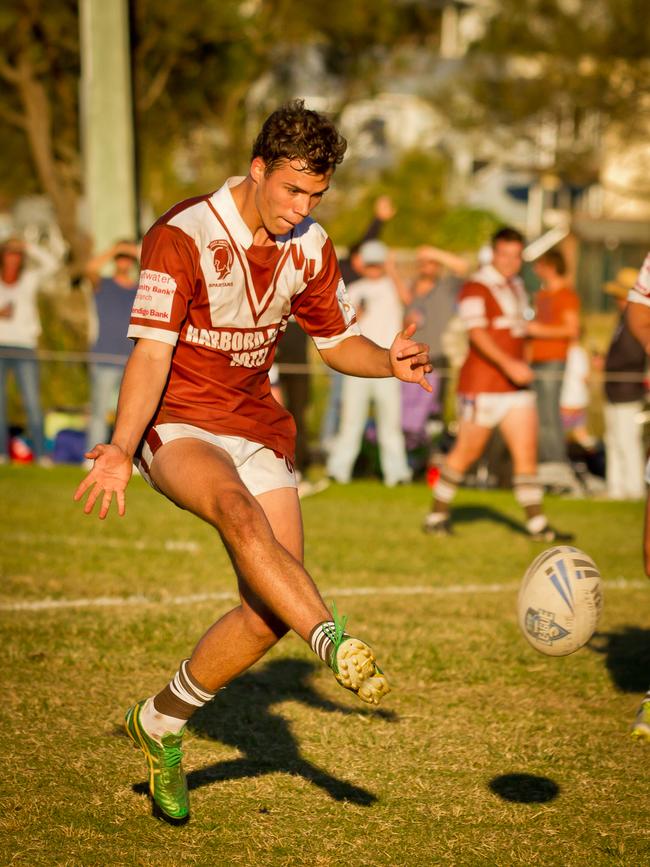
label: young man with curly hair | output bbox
[74,100,432,822]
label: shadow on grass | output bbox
[452,504,527,535]
[488,773,560,803]
[589,627,650,693]
[133,658,395,808]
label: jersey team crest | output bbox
[128,179,361,462]
[208,239,234,280]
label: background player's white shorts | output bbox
[457,390,536,429]
[136,423,297,497]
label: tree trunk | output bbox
[16,56,92,281]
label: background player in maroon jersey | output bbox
[423,227,572,541]
[73,100,432,822]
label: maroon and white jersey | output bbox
[628,252,650,308]
[128,178,360,460]
[457,264,528,394]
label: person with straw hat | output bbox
[602,268,646,501]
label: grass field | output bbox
[1,465,649,866]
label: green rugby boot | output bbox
[124,700,189,822]
[631,698,650,742]
[327,604,391,706]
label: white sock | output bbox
[139,696,187,741]
[526,514,548,535]
[424,511,448,527]
[309,621,339,665]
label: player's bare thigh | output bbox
[446,419,493,472]
[499,404,539,474]
[149,437,303,633]
[148,436,249,521]
[256,486,304,563]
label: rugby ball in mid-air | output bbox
[517,546,602,656]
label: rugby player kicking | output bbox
[74,100,432,822]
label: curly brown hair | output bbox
[492,226,525,247]
[252,99,347,176]
[536,247,567,276]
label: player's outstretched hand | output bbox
[504,358,534,387]
[73,443,133,519]
[390,322,433,392]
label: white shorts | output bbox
[457,390,536,429]
[136,422,297,497]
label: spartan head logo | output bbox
[208,239,234,280]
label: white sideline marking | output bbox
[6,532,200,554]
[0,578,644,613]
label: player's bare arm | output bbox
[319,322,433,390]
[73,339,173,519]
[416,245,470,277]
[468,326,533,386]
[526,307,580,340]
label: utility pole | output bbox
[79,0,137,254]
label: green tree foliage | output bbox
[132,0,442,210]
[323,151,499,251]
[449,0,650,183]
[0,1,89,272]
[0,0,443,253]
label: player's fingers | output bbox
[400,322,417,340]
[116,490,126,517]
[98,490,113,521]
[409,351,431,368]
[73,474,95,501]
[418,375,434,393]
[82,483,102,515]
[397,341,428,360]
[85,443,106,459]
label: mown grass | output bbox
[1,465,648,866]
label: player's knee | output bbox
[208,487,265,542]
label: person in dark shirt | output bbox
[603,269,646,500]
[84,240,139,455]
[402,246,468,449]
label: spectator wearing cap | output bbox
[602,268,647,499]
[326,239,412,486]
[84,240,140,455]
